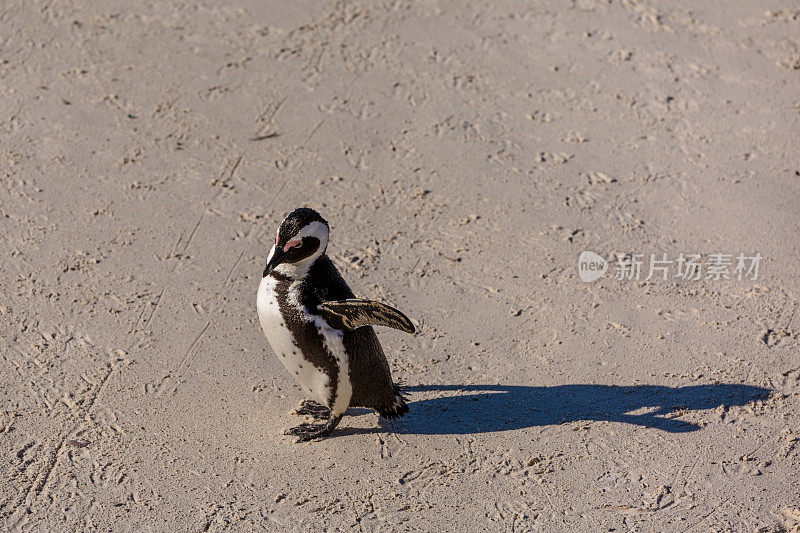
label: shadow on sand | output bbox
[358,383,770,435]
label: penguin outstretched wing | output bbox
[317,299,415,334]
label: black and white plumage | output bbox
[256,208,413,441]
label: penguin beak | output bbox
[263,247,286,277]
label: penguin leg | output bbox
[284,413,342,442]
[294,399,331,421]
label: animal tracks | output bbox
[342,144,367,170]
[319,97,378,120]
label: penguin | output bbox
[256,207,415,441]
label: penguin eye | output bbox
[283,239,303,252]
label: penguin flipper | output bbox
[317,299,415,334]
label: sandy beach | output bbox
[2,1,799,530]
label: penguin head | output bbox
[263,207,329,278]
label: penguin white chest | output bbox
[256,276,331,405]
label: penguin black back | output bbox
[300,256,409,417]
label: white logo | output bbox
[578,251,608,282]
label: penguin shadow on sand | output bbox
[344,383,770,436]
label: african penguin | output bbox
[256,207,415,441]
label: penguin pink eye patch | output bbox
[283,239,303,252]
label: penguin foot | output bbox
[284,414,342,442]
[294,400,331,420]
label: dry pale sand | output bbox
[2,0,800,531]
